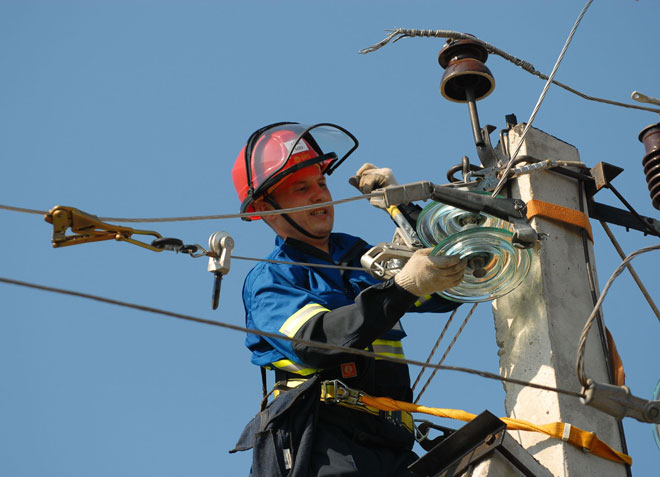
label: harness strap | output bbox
[273,379,414,434]
[263,196,327,240]
[360,394,632,466]
[526,198,593,241]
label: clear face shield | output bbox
[240,123,358,214]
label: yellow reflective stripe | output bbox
[278,303,329,338]
[271,359,319,376]
[414,294,433,307]
[372,339,405,360]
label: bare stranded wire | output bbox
[414,303,479,404]
[0,276,585,400]
[411,307,458,392]
[0,194,376,223]
[492,0,594,197]
[358,16,659,115]
[576,244,660,388]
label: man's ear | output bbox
[253,199,275,224]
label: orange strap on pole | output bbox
[360,395,632,466]
[526,198,593,241]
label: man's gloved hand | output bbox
[350,163,398,194]
[394,248,466,297]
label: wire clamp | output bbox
[44,205,163,251]
[581,379,660,424]
[208,231,234,310]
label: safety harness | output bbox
[272,378,632,466]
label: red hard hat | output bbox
[232,123,359,221]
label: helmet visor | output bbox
[246,123,358,200]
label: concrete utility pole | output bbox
[468,125,627,476]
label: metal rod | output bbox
[465,87,484,146]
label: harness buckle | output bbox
[322,379,364,407]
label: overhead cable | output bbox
[492,0,594,197]
[233,255,364,272]
[0,276,585,399]
[359,27,659,116]
[411,307,458,392]
[0,194,374,223]
[600,221,660,323]
[414,303,478,403]
[576,244,660,387]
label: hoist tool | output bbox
[581,379,660,424]
[208,231,234,310]
[360,242,415,280]
[44,205,163,251]
[375,181,539,249]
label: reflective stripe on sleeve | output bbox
[414,294,433,307]
[271,359,319,376]
[278,303,329,338]
[372,339,405,360]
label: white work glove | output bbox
[351,163,398,194]
[394,248,466,297]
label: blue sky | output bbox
[1,1,659,475]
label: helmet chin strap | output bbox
[264,196,328,240]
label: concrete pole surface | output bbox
[471,125,627,477]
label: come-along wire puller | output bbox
[44,205,164,251]
[207,231,234,310]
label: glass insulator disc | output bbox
[417,201,507,247]
[431,227,532,303]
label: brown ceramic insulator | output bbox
[438,38,495,103]
[639,123,660,210]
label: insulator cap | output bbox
[438,38,495,103]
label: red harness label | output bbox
[340,362,357,379]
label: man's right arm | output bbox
[246,249,464,371]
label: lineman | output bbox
[230,122,465,476]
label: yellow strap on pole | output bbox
[360,395,632,466]
[526,198,593,241]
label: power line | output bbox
[359,25,660,116]
[492,0,594,197]
[0,276,585,399]
[0,194,374,223]
[414,303,479,403]
[576,244,660,387]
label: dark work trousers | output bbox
[232,377,418,476]
[310,404,419,477]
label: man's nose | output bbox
[310,184,330,202]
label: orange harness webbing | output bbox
[526,198,593,241]
[359,395,632,466]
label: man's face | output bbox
[260,166,334,248]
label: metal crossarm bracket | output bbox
[44,205,163,251]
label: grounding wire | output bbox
[599,221,660,323]
[0,276,585,399]
[576,243,660,388]
[414,303,479,404]
[358,28,660,116]
[491,0,594,197]
[411,307,458,392]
